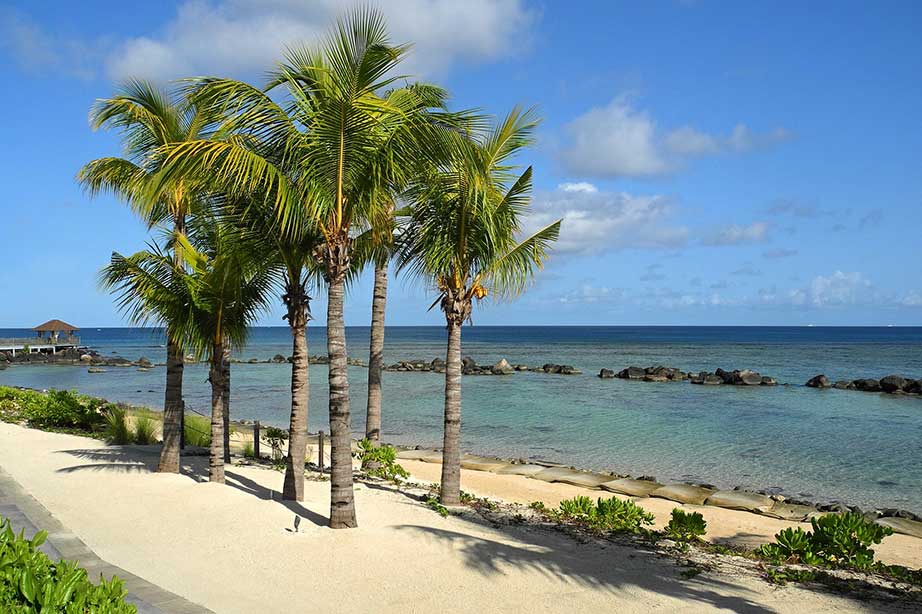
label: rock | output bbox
[136,357,153,368]
[87,367,106,374]
[715,368,736,384]
[617,366,646,380]
[879,374,908,393]
[599,478,663,497]
[494,463,548,477]
[531,467,613,488]
[762,502,818,522]
[491,359,515,375]
[461,454,512,472]
[853,378,882,392]
[833,380,851,389]
[643,374,669,382]
[542,363,562,374]
[558,365,581,375]
[705,490,774,513]
[513,364,529,371]
[431,357,445,370]
[738,369,763,386]
[247,358,259,363]
[270,354,286,364]
[805,374,832,388]
[79,354,93,362]
[907,379,922,394]
[875,517,922,539]
[650,484,715,506]
[760,376,778,386]
[598,368,616,379]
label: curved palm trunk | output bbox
[364,262,388,446]
[158,216,186,473]
[222,347,231,464]
[158,332,184,472]
[209,339,226,484]
[327,273,357,528]
[283,285,310,501]
[439,318,463,505]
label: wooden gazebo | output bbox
[33,319,80,343]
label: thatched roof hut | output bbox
[33,319,80,333]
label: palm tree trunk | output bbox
[440,317,463,505]
[364,262,387,446]
[157,329,184,473]
[327,272,357,528]
[283,285,310,501]
[209,339,226,484]
[222,347,231,464]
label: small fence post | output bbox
[253,420,260,459]
[317,430,325,475]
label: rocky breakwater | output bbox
[0,348,154,372]
[598,365,778,386]
[384,357,581,376]
[806,373,922,396]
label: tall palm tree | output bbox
[147,8,446,528]
[79,81,215,474]
[398,108,561,505]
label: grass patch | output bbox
[132,415,157,445]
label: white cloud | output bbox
[524,186,689,255]
[803,271,872,307]
[901,291,922,307]
[703,221,770,246]
[106,0,537,81]
[557,182,597,194]
[554,284,624,305]
[0,11,104,80]
[559,96,791,178]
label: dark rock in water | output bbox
[643,373,668,382]
[431,357,445,370]
[558,365,581,375]
[542,363,561,374]
[853,378,882,392]
[760,376,777,386]
[270,354,286,364]
[906,379,922,394]
[492,359,515,375]
[805,374,832,388]
[598,368,615,379]
[247,358,259,363]
[879,374,908,393]
[833,380,851,389]
[617,366,646,380]
[136,356,153,368]
[738,369,763,386]
[715,368,736,384]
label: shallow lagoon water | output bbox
[2,326,921,512]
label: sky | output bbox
[1,0,920,327]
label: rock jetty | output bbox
[384,357,581,375]
[806,373,922,395]
[598,365,778,386]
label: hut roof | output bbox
[32,319,80,333]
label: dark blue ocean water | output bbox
[2,326,921,511]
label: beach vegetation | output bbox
[553,496,655,534]
[357,439,408,483]
[242,441,255,459]
[396,108,560,506]
[0,387,103,431]
[0,517,136,613]
[132,415,157,445]
[183,414,212,448]
[103,404,132,445]
[758,512,892,570]
[665,508,708,542]
[425,496,450,518]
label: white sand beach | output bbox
[0,422,918,613]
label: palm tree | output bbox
[398,108,561,505]
[147,8,446,528]
[79,81,215,474]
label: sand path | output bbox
[0,423,914,614]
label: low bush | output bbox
[183,414,211,448]
[132,416,157,445]
[665,508,707,542]
[357,439,409,483]
[0,387,104,431]
[103,405,132,445]
[0,517,136,613]
[758,512,892,570]
[555,496,655,534]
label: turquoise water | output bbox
[2,326,921,511]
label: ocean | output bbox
[2,326,921,512]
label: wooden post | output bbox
[317,430,325,475]
[253,420,260,459]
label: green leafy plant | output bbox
[132,416,157,445]
[183,414,212,448]
[103,405,132,445]
[0,517,136,612]
[665,508,707,542]
[757,512,892,570]
[765,566,819,586]
[425,496,450,518]
[242,442,255,459]
[357,439,409,483]
[555,496,655,534]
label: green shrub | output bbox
[132,416,157,445]
[357,439,409,483]
[555,496,655,534]
[666,508,707,542]
[0,517,136,612]
[183,414,211,448]
[103,405,132,445]
[242,442,255,458]
[758,512,892,570]
[425,496,449,517]
[25,389,102,430]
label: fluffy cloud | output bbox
[703,221,770,246]
[559,96,790,178]
[523,183,689,255]
[0,11,104,80]
[106,0,536,81]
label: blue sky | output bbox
[1,0,920,327]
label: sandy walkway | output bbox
[0,423,914,614]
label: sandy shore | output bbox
[0,422,917,613]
